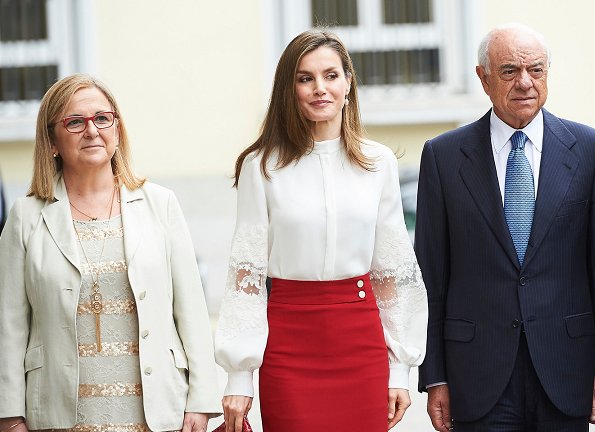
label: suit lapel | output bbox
[121,186,145,271]
[41,176,80,271]
[459,111,521,269]
[522,110,578,268]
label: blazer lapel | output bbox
[459,111,520,269]
[522,110,578,268]
[41,175,80,271]
[120,186,145,269]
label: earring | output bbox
[344,96,349,106]
[53,153,58,158]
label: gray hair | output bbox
[478,23,551,74]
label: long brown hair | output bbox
[233,30,372,187]
[28,73,145,200]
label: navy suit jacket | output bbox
[416,109,595,421]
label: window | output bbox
[268,0,484,124]
[311,0,358,27]
[0,0,95,141]
[383,0,431,24]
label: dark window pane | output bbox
[311,0,358,27]
[0,0,47,41]
[410,48,440,84]
[22,0,47,40]
[350,48,440,86]
[0,65,57,101]
[0,67,22,101]
[0,0,20,41]
[350,51,364,85]
[383,0,431,24]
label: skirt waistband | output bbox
[269,273,372,305]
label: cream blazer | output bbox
[0,176,221,431]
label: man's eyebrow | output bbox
[499,63,518,70]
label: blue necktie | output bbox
[504,131,534,266]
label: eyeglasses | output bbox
[58,111,116,133]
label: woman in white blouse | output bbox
[215,30,428,432]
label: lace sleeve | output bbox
[370,151,428,390]
[215,155,269,397]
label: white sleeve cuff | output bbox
[223,370,254,397]
[388,362,411,389]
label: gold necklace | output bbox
[69,185,118,221]
[72,185,118,352]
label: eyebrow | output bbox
[499,60,546,70]
[64,110,111,117]
[296,66,341,75]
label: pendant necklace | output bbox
[72,183,118,352]
[70,185,120,221]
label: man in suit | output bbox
[416,23,595,431]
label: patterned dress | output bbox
[54,216,149,432]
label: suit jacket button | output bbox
[519,276,527,286]
[512,319,521,328]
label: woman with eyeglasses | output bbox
[215,30,428,432]
[0,74,221,432]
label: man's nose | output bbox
[516,69,534,90]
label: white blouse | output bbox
[215,137,428,397]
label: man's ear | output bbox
[476,65,490,93]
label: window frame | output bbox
[0,0,96,142]
[264,0,488,125]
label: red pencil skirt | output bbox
[259,274,389,432]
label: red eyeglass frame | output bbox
[60,111,117,133]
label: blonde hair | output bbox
[28,73,145,200]
[233,30,372,186]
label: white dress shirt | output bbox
[215,138,428,397]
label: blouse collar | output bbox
[312,136,342,154]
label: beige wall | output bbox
[366,123,458,170]
[0,141,35,182]
[95,0,267,179]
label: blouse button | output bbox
[144,367,153,375]
[139,291,147,300]
[356,280,364,288]
[141,330,149,339]
[358,290,366,299]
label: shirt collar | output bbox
[490,109,543,154]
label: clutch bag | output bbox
[212,417,253,432]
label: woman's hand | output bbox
[222,395,252,432]
[0,418,27,432]
[387,388,411,430]
[181,412,208,432]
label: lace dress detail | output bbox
[371,224,427,365]
[217,224,268,345]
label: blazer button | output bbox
[357,280,364,288]
[519,277,527,286]
[144,367,153,375]
[358,290,366,299]
[512,319,521,328]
